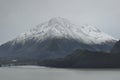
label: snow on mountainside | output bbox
[12,17,116,45]
[0,17,117,61]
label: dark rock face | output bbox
[0,38,115,61]
[111,40,120,54]
[39,49,120,68]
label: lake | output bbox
[0,66,120,80]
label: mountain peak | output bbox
[13,17,117,45]
[49,17,69,23]
[48,17,71,27]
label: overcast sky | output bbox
[0,0,120,45]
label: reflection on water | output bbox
[0,66,120,80]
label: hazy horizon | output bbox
[0,0,120,45]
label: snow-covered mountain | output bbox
[13,17,116,45]
[0,17,117,61]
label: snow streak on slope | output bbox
[12,17,117,45]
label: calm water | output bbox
[0,66,120,80]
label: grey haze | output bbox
[0,0,120,45]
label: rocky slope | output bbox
[111,40,120,53]
[39,49,120,68]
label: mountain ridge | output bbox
[0,17,117,61]
[11,17,117,45]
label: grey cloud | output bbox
[0,0,120,44]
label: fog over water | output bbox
[0,66,120,80]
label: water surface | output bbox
[0,66,120,80]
